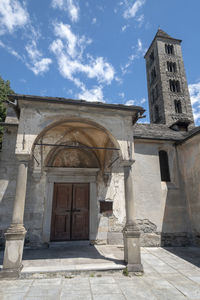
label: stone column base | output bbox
[127,263,143,272]
[0,224,26,279]
[123,224,143,273]
[0,266,23,279]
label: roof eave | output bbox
[8,94,145,115]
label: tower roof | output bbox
[155,29,182,42]
[155,29,174,39]
[144,29,182,58]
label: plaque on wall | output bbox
[100,201,113,214]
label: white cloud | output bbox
[125,97,146,106]
[54,23,77,57]
[119,92,125,98]
[28,58,52,75]
[121,38,146,75]
[189,82,200,124]
[140,98,146,104]
[53,22,92,59]
[25,41,41,61]
[123,0,145,19]
[92,18,97,24]
[121,25,129,32]
[77,86,104,102]
[0,40,22,60]
[50,22,115,86]
[0,0,28,35]
[189,82,200,106]
[136,14,144,27]
[51,0,79,22]
[26,41,52,75]
[137,38,143,52]
[125,99,136,106]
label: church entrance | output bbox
[50,183,89,241]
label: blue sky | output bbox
[0,0,200,125]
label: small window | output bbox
[173,62,177,72]
[151,67,156,83]
[169,80,175,92]
[155,84,159,99]
[149,51,154,64]
[151,89,155,103]
[174,100,182,113]
[176,80,180,92]
[154,105,159,123]
[159,150,170,182]
[165,44,174,55]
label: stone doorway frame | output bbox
[42,167,100,244]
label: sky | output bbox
[0,0,200,125]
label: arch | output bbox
[165,44,174,55]
[31,117,123,170]
[46,142,100,168]
[32,118,121,153]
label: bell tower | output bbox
[144,29,194,130]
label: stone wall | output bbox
[0,126,19,247]
[133,140,191,246]
[178,134,200,246]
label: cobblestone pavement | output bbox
[0,247,200,299]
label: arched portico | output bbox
[32,119,122,245]
[1,103,143,277]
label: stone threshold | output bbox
[49,241,90,248]
[20,262,126,279]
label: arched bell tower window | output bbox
[159,150,171,182]
[169,80,181,93]
[167,61,176,72]
[165,44,174,55]
[174,100,182,113]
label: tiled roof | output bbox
[134,123,189,141]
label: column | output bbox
[0,155,29,278]
[122,160,143,273]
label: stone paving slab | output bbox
[0,247,200,299]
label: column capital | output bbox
[15,153,31,162]
[121,159,135,167]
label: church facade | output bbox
[0,29,199,277]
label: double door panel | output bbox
[50,183,89,241]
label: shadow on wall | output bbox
[160,147,192,247]
[161,182,192,247]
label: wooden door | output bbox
[50,183,89,241]
[72,184,89,240]
[50,183,72,241]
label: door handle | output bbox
[64,209,81,212]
